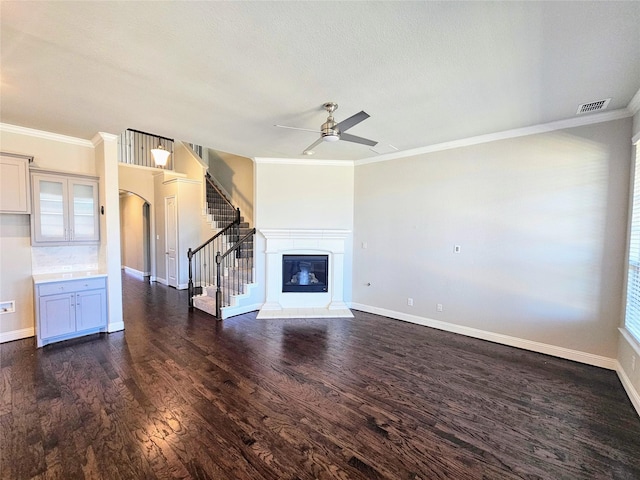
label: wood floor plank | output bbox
[2,272,640,479]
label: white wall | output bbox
[353,118,632,363]
[255,161,354,229]
[93,133,124,333]
[254,160,355,304]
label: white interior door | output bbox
[165,196,178,288]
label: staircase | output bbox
[189,173,256,319]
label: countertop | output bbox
[33,270,108,285]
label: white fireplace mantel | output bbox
[257,229,353,319]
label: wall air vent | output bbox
[576,98,611,115]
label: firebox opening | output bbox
[282,255,329,293]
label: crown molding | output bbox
[628,87,640,115]
[253,157,354,167]
[91,132,119,146]
[356,108,633,166]
[0,123,94,147]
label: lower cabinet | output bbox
[35,276,107,347]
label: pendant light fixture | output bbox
[151,145,170,167]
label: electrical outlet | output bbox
[437,303,443,312]
[407,298,414,307]
[454,245,461,254]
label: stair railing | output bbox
[188,172,255,317]
[187,218,239,308]
[214,228,256,318]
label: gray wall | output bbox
[353,118,632,359]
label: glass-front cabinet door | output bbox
[69,180,99,242]
[31,172,100,245]
[32,174,69,243]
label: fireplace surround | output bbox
[257,229,353,318]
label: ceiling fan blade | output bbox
[339,132,378,147]
[303,137,324,153]
[274,124,321,133]
[333,111,370,133]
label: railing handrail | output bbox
[126,128,174,142]
[219,228,256,261]
[205,174,235,213]
[189,213,239,257]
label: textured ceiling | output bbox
[1,1,639,161]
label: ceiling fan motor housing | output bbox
[321,118,339,141]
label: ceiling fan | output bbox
[275,102,378,155]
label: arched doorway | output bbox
[119,191,152,281]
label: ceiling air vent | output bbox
[576,98,611,115]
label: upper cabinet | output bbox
[31,171,100,246]
[0,153,33,214]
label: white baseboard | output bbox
[0,327,34,343]
[222,302,263,319]
[107,322,125,333]
[155,277,168,286]
[615,361,640,417]
[349,303,617,370]
[177,283,188,290]
[123,266,149,279]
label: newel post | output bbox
[215,251,222,318]
[187,248,194,309]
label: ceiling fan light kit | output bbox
[276,101,378,155]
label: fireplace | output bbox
[258,228,353,318]
[282,255,328,293]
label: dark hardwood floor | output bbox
[2,273,640,479]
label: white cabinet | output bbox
[0,153,32,213]
[34,276,108,347]
[31,171,100,245]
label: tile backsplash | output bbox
[31,245,100,274]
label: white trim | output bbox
[123,266,148,279]
[350,303,617,370]
[616,360,640,417]
[0,327,34,343]
[221,303,263,319]
[91,132,118,146]
[162,177,200,185]
[254,157,354,166]
[155,276,168,286]
[118,162,167,174]
[0,123,95,147]
[620,327,640,357]
[628,87,640,115]
[107,322,125,333]
[633,131,640,145]
[356,108,633,166]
